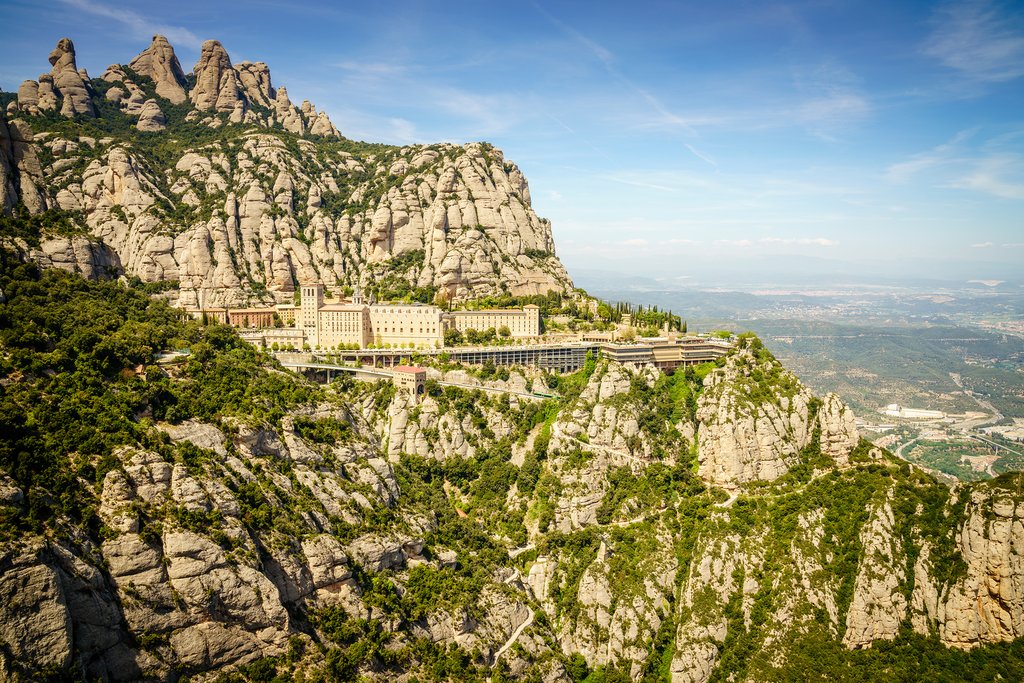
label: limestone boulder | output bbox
[136,99,167,132]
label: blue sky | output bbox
[1,0,1022,282]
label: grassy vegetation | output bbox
[0,253,320,535]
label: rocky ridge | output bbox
[0,36,573,304]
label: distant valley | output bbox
[583,271,1024,482]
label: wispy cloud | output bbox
[948,154,1024,199]
[602,175,680,193]
[684,143,718,169]
[385,117,420,144]
[619,238,649,248]
[715,237,837,248]
[923,0,1024,84]
[531,3,708,150]
[531,3,614,66]
[760,237,839,247]
[886,128,978,183]
[971,241,1024,248]
[887,127,1024,199]
[60,0,202,49]
[328,69,536,142]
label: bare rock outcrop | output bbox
[671,533,759,683]
[759,509,841,658]
[843,495,907,647]
[696,347,858,486]
[3,37,571,302]
[128,34,188,104]
[31,235,123,279]
[819,392,859,465]
[939,485,1024,648]
[191,40,243,113]
[47,38,96,118]
[696,349,815,486]
[0,544,73,672]
[136,99,167,131]
[236,61,274,107]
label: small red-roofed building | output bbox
[393,365,426,401]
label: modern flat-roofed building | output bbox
[448,305,540,338]
[602,336,731,371]
[237,327,306,351]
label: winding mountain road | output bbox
[493,607,535,663]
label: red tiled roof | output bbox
[393,365,426,374]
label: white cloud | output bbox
[684,143,718,169]
[386,118,419,144]
[619,238,649,248]
[548,190,563,200]
[949,154,1024,199]
[603,175,679,193]
[924,0,1024,83]
[715,237,837,248]
[60,0,202,49]
[886,128,1024,200]
[971,242,994,248]
[886,129,979,183]
[760,237,839,246]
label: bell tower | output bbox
[300,283,324,347]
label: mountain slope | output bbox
[2,260,1024,681]
[0,36,572,305]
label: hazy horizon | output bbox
[1,0,1022,277]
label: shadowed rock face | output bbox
[0,115,18,213]
[128,34,189,104]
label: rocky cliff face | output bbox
[696,341,859,486]
[5,304,1024,681]
[1,36,573,303]
[935,484,1024,648]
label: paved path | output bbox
[715,490,740,508]
[493,607,535,663]
[508,543,535,559]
